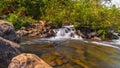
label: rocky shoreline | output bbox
[0,20,52,68]
[16,21,55,38]
[16,21,119,41]
[0,20,119,68]
[16,21,102,41]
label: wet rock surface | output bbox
[16,21,55,38]
[0,37,21,68]
[76,26,120,40]
[8,53,52,68]
[0,20,20,43]
[21,39,120,68]
[0,20,53,68]
[76,26,101,40]
[0,20,21,68]
[1,20,120,68]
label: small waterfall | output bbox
[44,25,83,41]
[44,25,120,46]
[22,25,120,49]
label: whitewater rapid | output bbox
[45,25,120,49]
[21,25,120,49]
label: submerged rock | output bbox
[0,20,20,43]
[0,37,21,68]
[8,53,53,68]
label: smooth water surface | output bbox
[21,39,120,68]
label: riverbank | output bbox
[16,20,119,42]
[0,20,52,68]
[1,20,120,68]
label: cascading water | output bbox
[21,25,120,49]
[20,26,120,68]
[44,25,83,41]
[40,25,117,48]
[21,25,83,44]
[50,26,120,49]
[103,33,120,46]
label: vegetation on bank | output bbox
[0,0,120,39]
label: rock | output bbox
[16,30,28,37]
[0,20,20,43]
[88,32,97,38]
[76,30,85,38]
[40,20,46,26]
[40,34,48,38]
[118,33,120,36]
[106,32,119,40]
[47,29,55,37]
[76,30,81,36]
[16,21,55,38]
[91,36,101,41]
[49,61,56,66]
[55,59,63,66]
[8,53,53,68]
[0,37,21,68]
[70,33,75,38]
[20,27,26,30]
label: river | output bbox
[21,26,120,68]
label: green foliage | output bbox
[72,0,120,39]
[6,11,35,29]
[0,0,43,29]
[0,0,120,39]
[41,0,74,27]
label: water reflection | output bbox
[21,40,120,68]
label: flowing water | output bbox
[21,25,120,68]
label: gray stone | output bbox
[0,37,21,68]
[0,20,20,43]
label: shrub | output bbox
[6,11,35,29]
[0,0,120,39]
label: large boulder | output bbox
[0,20,20,43]
[0,37,21,68]
[8,53,53,68]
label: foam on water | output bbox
[22,25,120,49]
[90,41,120,49]
[46,25,120,49]
[42,25,83,41]
[108,33,120,45]
[106,33,120,45]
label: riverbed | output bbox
[21,37,120,68]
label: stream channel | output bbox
[21,25,120,68]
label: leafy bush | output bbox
[0,0,120,39]
[41,0,76,27]
[6,11,35,29]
